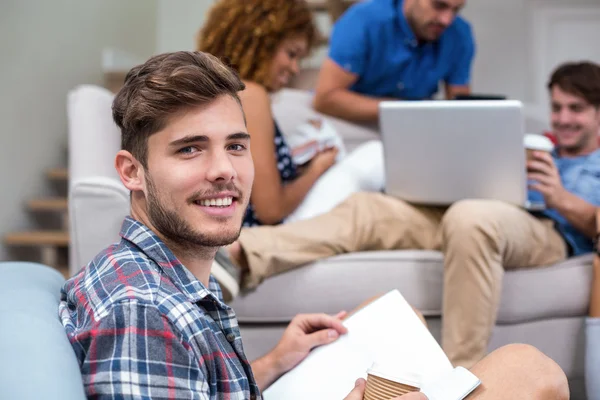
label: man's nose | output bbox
[438,11,454,27]
[206,150,236,182]
[556,109,573,125]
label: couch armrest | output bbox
[0,262,86,400]
[68,177,129,276]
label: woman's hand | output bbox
[309,147,339,176]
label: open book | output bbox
[263,290,464,399]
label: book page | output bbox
[263,290,453,399]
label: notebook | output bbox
[263,290,479,399]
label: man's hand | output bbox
[272,311,348,373]
[251,312,348,391]
[527,151,568,209]
[344,378,428,400]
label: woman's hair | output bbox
[197,0,318,90]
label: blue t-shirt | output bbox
[243,122,298,227]
[329,0,475,100]
[531,150,600,256]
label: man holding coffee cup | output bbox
[218,61,600,370]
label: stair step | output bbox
[27,198,68,212]
[4,231,69,247]
[47,167,68,181]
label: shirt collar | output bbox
[119,216,228,308]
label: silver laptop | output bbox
[379,100,527,206]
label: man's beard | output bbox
[146,176,243,252]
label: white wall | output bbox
[156,0,214,53]
[0,0,157,261]
[462,0,600,128]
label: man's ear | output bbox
[115,150,145,192]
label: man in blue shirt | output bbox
[313,0,475,122]
[218,61,600,369]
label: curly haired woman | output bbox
[198,0,384,227]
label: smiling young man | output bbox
[58,51,354,399]
[313,0,475,122]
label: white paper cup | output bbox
[524,133,554,160]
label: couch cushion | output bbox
[0,262,86,400]
[231,251,593,324]
[231,250,444,322]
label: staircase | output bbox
[4,167,70,278]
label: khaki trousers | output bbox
[238,192,567,368]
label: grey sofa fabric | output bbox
[232,251,593,399]
[232,252,594,323]
[0,262,85,400]
[587,317,600,400]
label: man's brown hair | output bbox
[112,51,246,168]
[548,61,600,108]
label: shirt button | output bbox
[397,82,405,90]
[226,333,236,343]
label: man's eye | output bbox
[571,105,584,113]
[228,144,246,152]
[433,1,446,10]
[178,146,198,154]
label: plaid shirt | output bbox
[59,217,261,400]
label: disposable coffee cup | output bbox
[364,363,421,400]
[523,134,555,210]
[524,133,554,161]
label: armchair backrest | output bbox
[67,85,129,276]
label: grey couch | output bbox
[0,262,85,400]
[67,85,593,398]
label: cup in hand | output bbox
[523,134,555,210]
[364,363,421,400]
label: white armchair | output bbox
[67,85,129,275]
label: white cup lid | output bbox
[524,134,554,152]
[367,362,422,388]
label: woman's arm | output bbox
[240,82,332,224]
